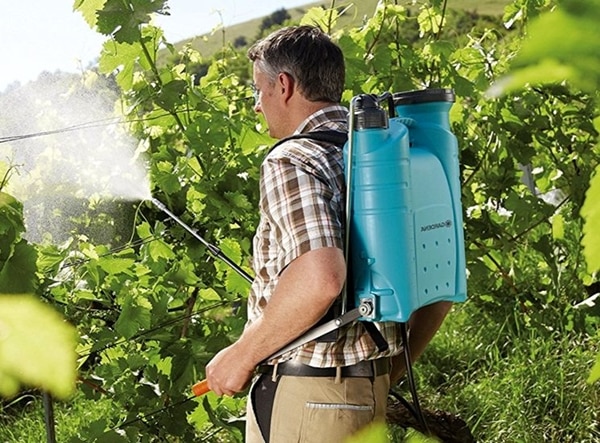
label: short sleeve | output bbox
[259,154,344,273]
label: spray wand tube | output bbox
[151,198,254,398]
[151,198,253,284]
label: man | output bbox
[205,25,452,442]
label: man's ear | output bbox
[277,72,295,103]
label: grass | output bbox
[3,301,598,442]
[409,302,600,442]
[0,393,115,442]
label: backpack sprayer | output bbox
[152,89,467,427]
[346,88,467,321]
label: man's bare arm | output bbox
[205,246,346,395]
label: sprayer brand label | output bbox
[420,219,452,232]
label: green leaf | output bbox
[299,6,341,30]
[188,400,209,430]
[551,213,565,240]
[581,165,600,272]
[96,430,129,443]
[115,294,152,339]
[344,422,389,443]
[417,6,442,37]
[0,295,77,399]
[167,256,199,285]
[98,257,136,275]
[0,193,25,257]
[588,353,600,384]
[0,240,38,294]
[148,239,176,262]
[199,288,221,302]
[95,0,167,43]
[492,4,600,95]
[73,0,107,28]
[156,79,188,112]
[136,221,152,239]
[99,40,142,90]
[488,60,576,97]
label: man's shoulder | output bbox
[269,130,348,154]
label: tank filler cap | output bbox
[393,88,455,106]
[353,94,388,130]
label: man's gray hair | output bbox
[248,25,345,103]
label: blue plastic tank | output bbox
[345,89,466,323]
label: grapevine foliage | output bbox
[0,0,597,441]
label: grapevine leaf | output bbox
[136,221,152,240]
[98,257,136,275]
[96,431,129,443]
[73,0,107,29]
[188,400,209,430]
[299,6,340,30]
[167,256,199,285]
[417,6,442,37]
[115,294,152,339]
[551,214,565,240]
[199,288,220,302]
[155,80,188,112]
[581,165,600,272]
[148,239,176,262]
[170,351,195,392]
[99,40,142,90]
[0,240,38,294]
[0,295,77,399]
[95,0,167,43]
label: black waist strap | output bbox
[258,357,390,378]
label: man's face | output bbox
[252,63,285,139]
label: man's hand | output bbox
[205,342,256,396]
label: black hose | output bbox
[400,322,430,435]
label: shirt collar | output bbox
[293,105,349,135]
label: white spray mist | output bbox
[0,71,152,243]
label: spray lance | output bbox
[150,198,253,396]
[151,198,253,284]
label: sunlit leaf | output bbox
[98,257,136,275]
[551,213,565,240]
[344,422,389,443]
[417,6,442,37]
[300,6,341,31]
[73,0,107,28]
[581,165,600,272]
[0,295,77,399]
[95,0,167,43]
[199,288,220,302]
[148,239,176,262]
[588,353,600,384]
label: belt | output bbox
[257,357,390,378]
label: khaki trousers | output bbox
[245,373,390,443]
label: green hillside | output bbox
[162,0,512,62]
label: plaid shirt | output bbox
[248,105,404,367]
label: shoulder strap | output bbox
[270,130,348,152]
